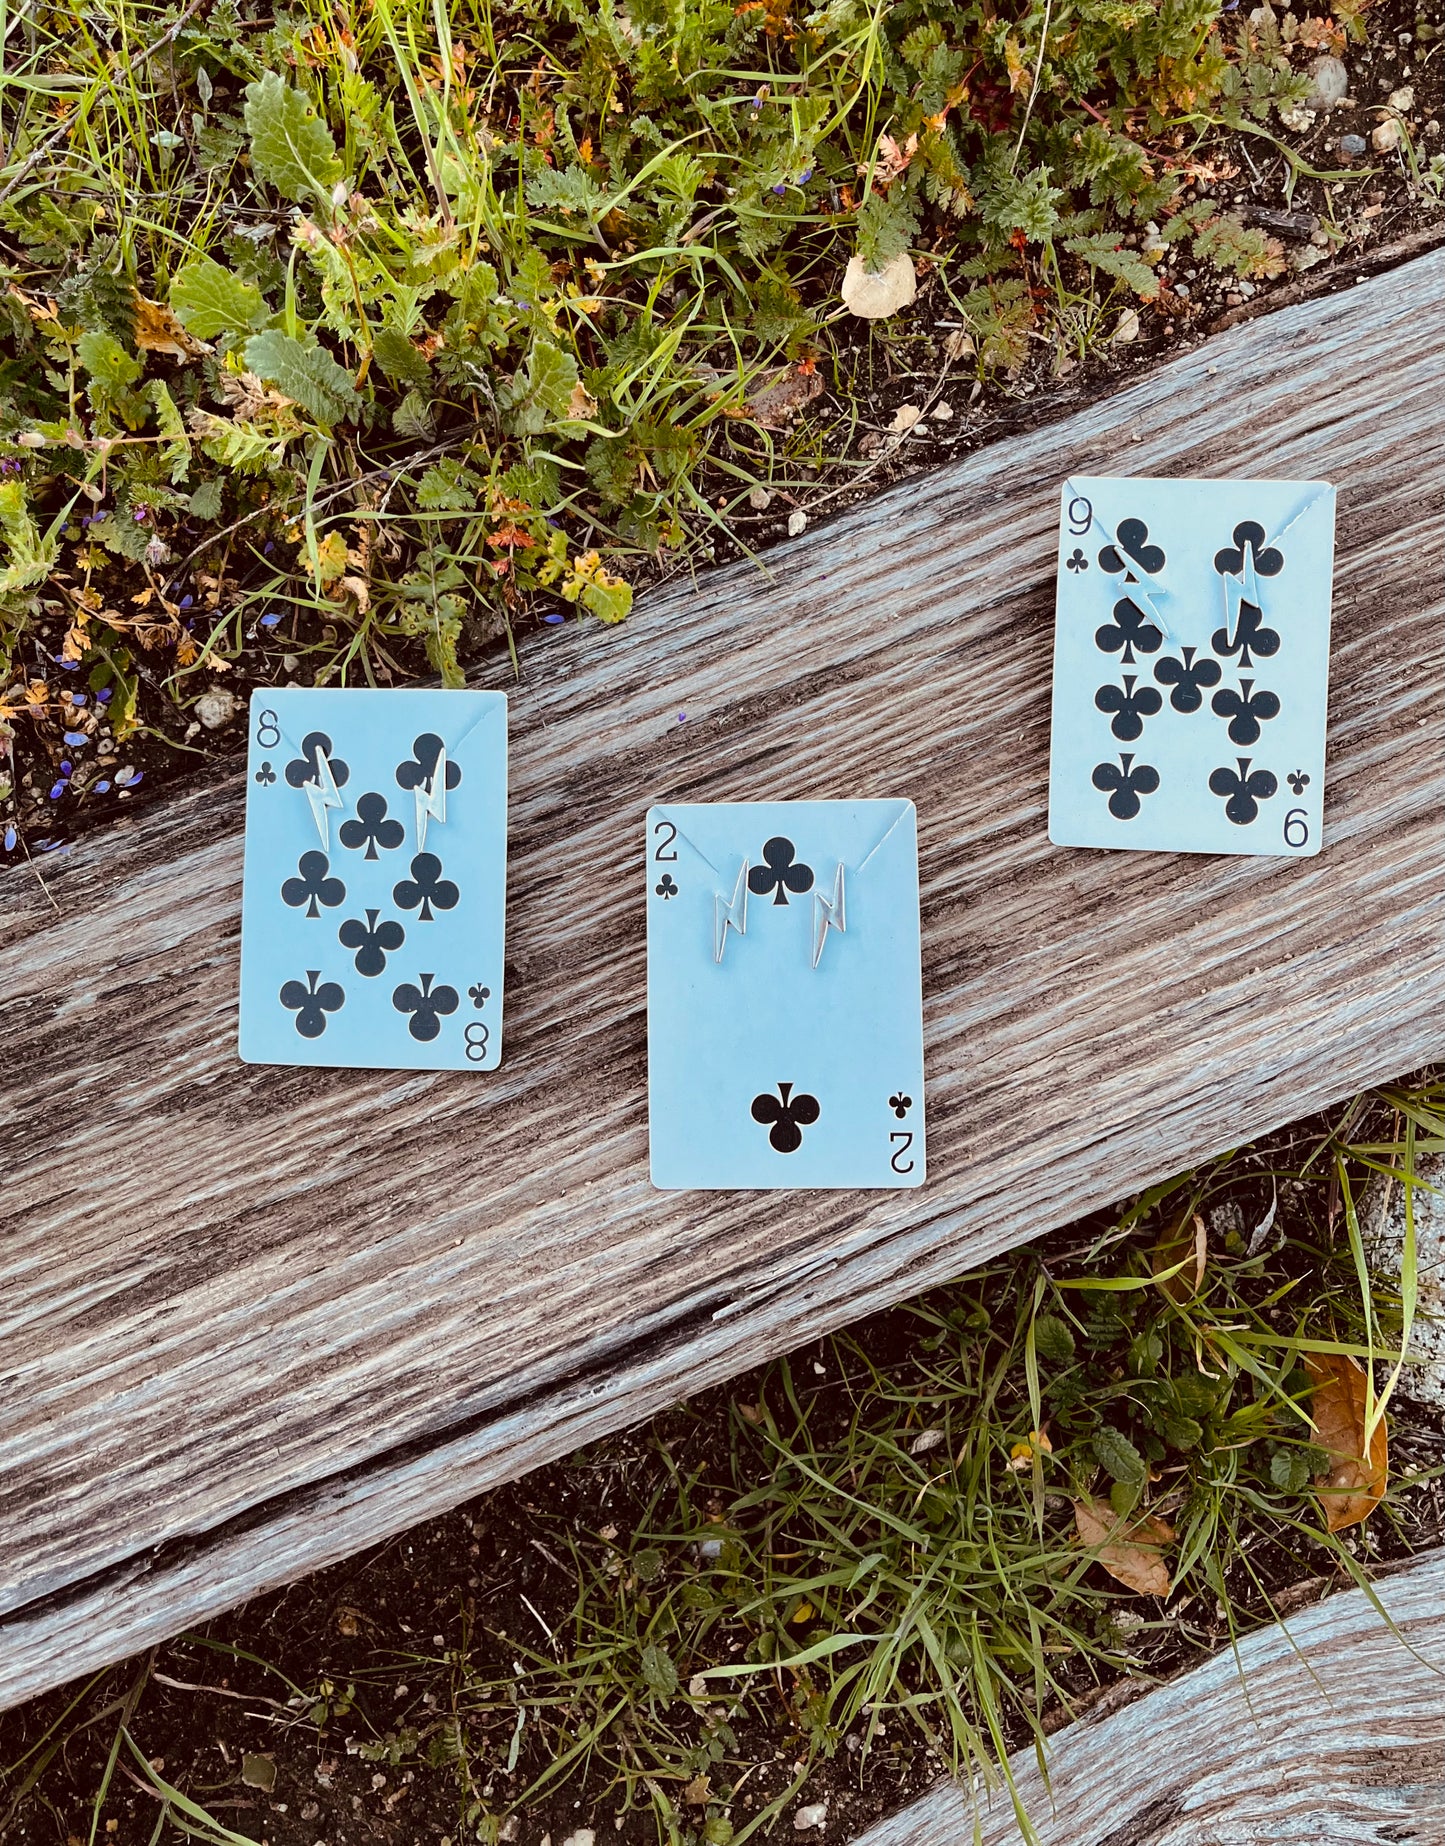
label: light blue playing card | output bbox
[239,688,506,1070]
[646,799,925,1190]
[1048,476,1336,856]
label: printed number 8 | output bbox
[465,1022,490,1062]
[256,709,280,749]
[1283,808,1310,849]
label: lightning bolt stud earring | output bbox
[714,861,749,964]
[415,742,448,852]
[811,862,846,968]
[305,745,345,852]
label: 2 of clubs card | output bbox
[646,800,925,1189]
[1048,476,1337,855]
[240,688,506,1070]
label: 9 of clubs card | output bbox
[239,688,506,1070]
[646,799,925,1190]
[1048,476,1336,856]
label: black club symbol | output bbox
[393,852,460,922]
[1095,597,1163,667]
[395,732,462,796]
[1287,770,1310,795]
[254,761,277,786]
[1094,673,1162,743]
[338,907,405,977]
[1092,752,1160,821]
[339,791,405,860]
[1208,757,1278,826]
[1211,678,1280,748]
[393,972,460,1042]
[1065,549,1088,573]
[655,874,679,899]
[889,1092,912,1119]
[1154,646,1222,714]
[468,983,491,1008]
[751,1081,820,1154]
[748,837,814,907]
[1213,520,1284,581]
[1211,603,1280,672]
[1099,517,1165,578]
[281,850,346,919]
[280,969,344,1039]
[284,730,350,792]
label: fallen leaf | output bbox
[889,403,922,434]
[683,1775,711,1806]
[1073,1496,1175,1596]
[942,328,974,362]
[1152,1212,1206,1302]
[566,380,597,420]
[1307,1353,1387,1531]
[870,131,918,185]
[134,295,213,360]
[841,252,917,321]
[241,1754,276,1792]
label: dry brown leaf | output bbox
[1307,1352,1387,1531]
[566,380,597,420]
[683,1775,711,1806]
[134,295,213,360]
[1152,1211,1206,1302]
[869,131,918,185]
[889,403,923,435]
[1073,1495,1175,1596]
[840,252,917,321]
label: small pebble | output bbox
[793,1804,828,1832]
[787,509,807,537]
[1305,54,1349,112]
[1372,117,1402,152]
[195,687,239,730]
[747,485,772,510]
[1389,86,1415,111]
[1339,133,1368,158]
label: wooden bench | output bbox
[3,250,1444,1709]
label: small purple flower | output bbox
[542,611,565,626]
[678,711,687,723]
[49,780,67,800]
[96,687,113,704]
[179,594,193,610]
[260,612,282,629]
[94,780,111,794]
[772,182,787,196]
[71,692,87,706]
[133,508,147,522]
[59,760,72,777]
[3,823,15,851]
[264,541,274,555]
[63,731,88,747]
[116,768,142,787]
[80,514,92,527]
[799,166,814,184]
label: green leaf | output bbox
[639,1644,678,1699]
[76,329,142,390]
[1032,1314,1075,1365]
[169,255,266,338]
[147,380,191,484]
[1092,1426,1146,1486]
[188,478,224,520]
[502,339,581,435]
[243,70,342,206]
[372,325,431,389]
[1270,1448,1311,1494]
[243,330,359,426]
[392,390,435,441]
[414,458,483,512]
[0,480,57,596]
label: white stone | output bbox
[195,687,239,729]
[840,251,916,320]
[787,509,807,537]
[1306,54,1349,111]
[793,1804,828,1831]
[1372,117,1403,152]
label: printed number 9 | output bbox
[256,708,280,749]
[653,819,678,862]
[1066,495,1092,536]
[1283,808,1310,849]
[465,1022,490,1062]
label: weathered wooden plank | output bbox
[854,1555,1445,1845]
[2,253,1444,1708]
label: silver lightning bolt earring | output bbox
[305,745,345,852]
[811,862,846,968]
[414,742,448,852]
[714,861,749,963]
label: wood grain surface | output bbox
[3,253,1444,1709]
[855,1554,1445,1845]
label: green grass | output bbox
[4,1073,1440,1846]
[0,0,1373,806]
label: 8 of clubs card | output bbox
[646,799,925,1190]
[239,688,506,1070]
[1048,476,1337,856]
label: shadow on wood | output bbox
[2,252,1443,1708]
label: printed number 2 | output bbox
[652,819,678,862]
[889,1131,915,1175]
[1283,808,1310,849]
[256,708,280,749]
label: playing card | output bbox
[646,799,925,1190]
[239,688,506,1070]
[1048,476,1336,856]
